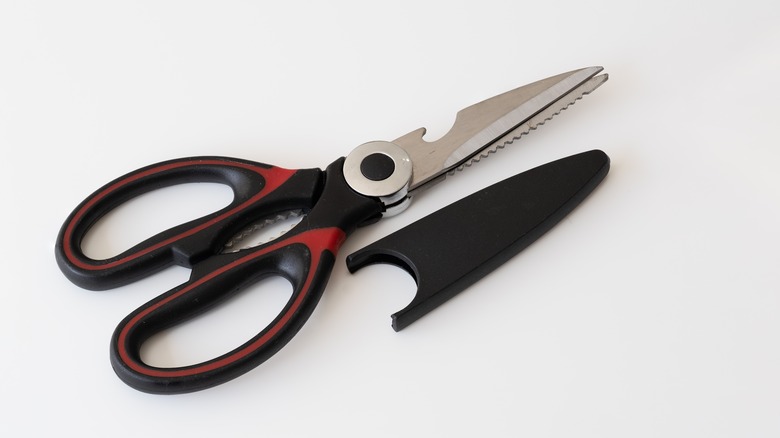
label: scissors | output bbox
[56,66,608,394]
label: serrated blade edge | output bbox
[394,67,605,193]
[448,73,608,175]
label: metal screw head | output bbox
[344,141,413,215]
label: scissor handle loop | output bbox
[57,157,383,393]
[110,227,346,393]
[55,156,319,290]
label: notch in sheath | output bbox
[345,149,610,331]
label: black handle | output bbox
[55,156,323,290]
[56,157,383,393]
[110,226,347,393]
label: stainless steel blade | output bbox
[451,73,608,175]
[393,66,606,192]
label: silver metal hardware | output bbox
[344,141,413,216]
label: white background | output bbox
[1,1,778,436]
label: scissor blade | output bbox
[394,66,606,192]
[454,72,608,174]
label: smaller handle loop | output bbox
[110,227,346,394]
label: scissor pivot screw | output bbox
[344,141,413,216]
[360,153,396,181]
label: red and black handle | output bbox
[55,156,383,393]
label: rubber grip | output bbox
[55,156,321,290]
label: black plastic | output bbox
[55,156,324,290]
[346,150,610,331]
[56,156,383,393]
[360,153,395,181]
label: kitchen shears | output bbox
[56,66,608,394]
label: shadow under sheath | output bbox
[346,149,610,331]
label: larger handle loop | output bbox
[55,156,321,290]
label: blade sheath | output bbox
[346,150,611,330]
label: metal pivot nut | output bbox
[344,141,413,216]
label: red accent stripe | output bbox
[116,227,346,378]
[62,159,296,270]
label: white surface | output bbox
[2,1,779,436]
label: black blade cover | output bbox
[346,150,610,331]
